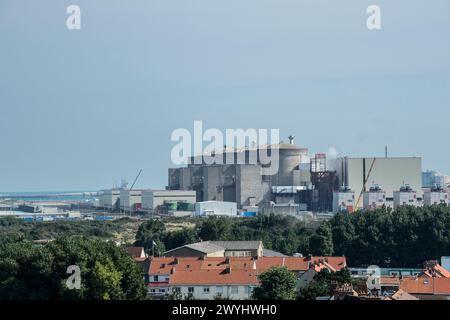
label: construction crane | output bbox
[130,169,142,190]
[354,158,377,210]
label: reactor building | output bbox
[168,137,423,212]
[168,137,309,208]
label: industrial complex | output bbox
[91,136,449,219]
[5,136,448,221]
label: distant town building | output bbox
[422,170,449,189]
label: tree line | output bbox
[0,234,146,300]
[136,204,450,268]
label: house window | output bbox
[188,287,194,293]
[244,286,251,295]
[159,289,165,293]
[230,286,238,294]
[216,286,223,294]
[153,275,158,282]
[203,287,210,294]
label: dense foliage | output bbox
[0,235,147,300]
[0,216,137,241]
[137,205,450,268]
[299,269,352,300]
[135,215,313,256]
[252,266,298,300]
[329,205,450,267]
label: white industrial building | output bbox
[120,189,145,212]
[423,188,448,206]
[332,187,355,213]
[335,157,422,210]
[98,189,120,210]
[363,184,387,210]
[393,185,417,209]
[194,201,238,217]
[141,190,196,213]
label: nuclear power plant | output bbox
[168,136,424,212]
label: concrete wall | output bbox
[99,189,120,209]
[236,165,265,208]
[171,285,253,300]
[119,189,142,211]
[363,191,386,210]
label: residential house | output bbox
[400,276,450,300]
[164,241,264,258]
[145,255,347,299]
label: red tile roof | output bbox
[433,264,450,278]
[126,246,145,258]
[380,276,401,286]
[169,269,259,285]
[400,277,450,295]
[148,256,346,273]
[147,255,347,287]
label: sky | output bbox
[1,0,449,192]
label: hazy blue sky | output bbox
[1,0,449,191]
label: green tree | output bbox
[135,219,166,253]
[0,236,147,300]
[198,216,232,241]
[90,260,123,300]
[299,268,352,300]
[252,266,297,300]
[309,223,333,256]
[164,228,198,250]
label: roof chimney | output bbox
[288,135,295,145]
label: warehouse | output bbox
[120,189,146,212]
[98,189,120,210]
[141,190,196,214]
[194,201,238,217]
